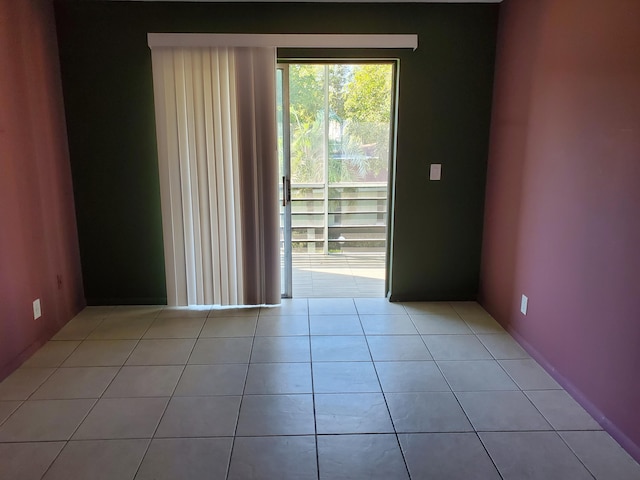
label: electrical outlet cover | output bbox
[33,299,42,320]
[520,295,528,315]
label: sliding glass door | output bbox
[278,62,395,298]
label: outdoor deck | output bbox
[291,253,386,298]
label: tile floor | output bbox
[1,299,639,479]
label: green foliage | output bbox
[288,63,393,184]
[289,64,323,126]
[344,65,393,124]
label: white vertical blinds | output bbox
[151,46,279,306]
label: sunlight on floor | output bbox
[292,254,385,298]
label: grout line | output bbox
[131,350,194,478]
[357,306,412,480]
[11,307,165,480]
[306,311,321,480]
[475,432,506,480]
[224,314,259,480]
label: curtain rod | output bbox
[148,33,418,51]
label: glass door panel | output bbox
[277,67,292,298]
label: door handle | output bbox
[282,176,287,207]
[282,176,291,207]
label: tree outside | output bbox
[281,63,394,255]
[288,63,394,185]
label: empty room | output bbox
[1,0,639,478]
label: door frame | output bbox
[278,64,293,298]
[277,59,400,299]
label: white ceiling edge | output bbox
[149,33,419,50]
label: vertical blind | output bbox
[151,46,280,306]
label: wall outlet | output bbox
[520,294,528,315]
[33,299,42,320]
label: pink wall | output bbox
[481,0,640,461]
[0,0,84,379]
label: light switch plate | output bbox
[429,164,442,181]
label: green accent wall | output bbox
[54,1,498,305]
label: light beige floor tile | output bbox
[463,314,506,334]
[375,361,449,393]
[449,301,487,317]
[174,364,247,396]
[366,335,432,361]
[0,442,65,480]
[156,307,210,319]
[525,390,602,430]
[103,366,183,397]
[423,335,492,360]
[136,437,232,480]
[112,305,163,318]
[309,315,363,335]
[255,316,309,336]
[188,337,253,364]
[125,338,196,365]
[0,401,20,425]
[311,336,371,362]
[73,397,168,439]
[480,431,592,480]
[438,360,519,391]
[259,299,308,316]
[73,306,116,319]
[559,431,640,480]
[386,392,473,433]
[236,394,314,436]
[402,302,458,316]
[0,399,95,441]
[155,396,241,437]
[209,307,260,318]
[477,334,530,359]
[312,362,381,393]
[500,359,561,390]
[43,439,148,480]
[317,434,409,480]
[410,314,473,335]
[244,363,312,394]
[400,433,501,480]
[360,315,417,335]
[53,316,105,340]
[62,340,137,367]
[22,341,80,367]
[31,367,118,399]
[250,337,310,363]
[0,368,55,400]
[86,316,154,340]
[308,298,357,315]
[143,317,205,338]
[456,391,552,431]
[354,298,406,315]
[228,436,317,480]
[315,393,394,434]
[200,317,257,337]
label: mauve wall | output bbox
[480,0,640,461]
[0,0,84,380]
